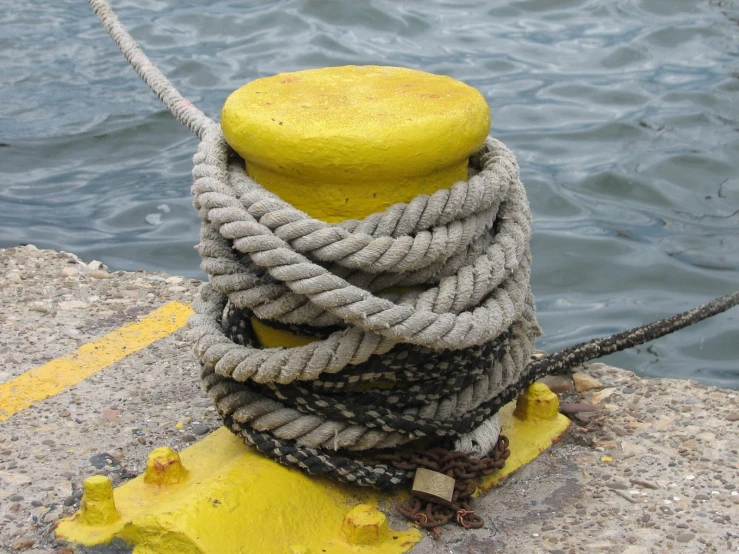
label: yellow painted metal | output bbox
[55,385,570,553]
[143,447,189,487]
[341,505,391,546]
[56,428,421,554]
[479,383,571,490]
[0,301,193,421]
[77,476,120,527]
[57,384,569,554]
[226,65,491,352]
[221,65,490,223]
[57,67,571,554]
[513,382,561,421]
[251,317,320,348]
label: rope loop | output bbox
[187,125,541,485]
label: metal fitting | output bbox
[341,504,389,546]
[514,382,560,422]
[143,446,189,486]
[78,475,119,526]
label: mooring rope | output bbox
[89,0,739,489]
[88,0,215,138]
[187,130,539,487]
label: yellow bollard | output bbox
[220,61,571,510]
[221,65,490,347]
[221,65,490,223]
[57,65,569,554]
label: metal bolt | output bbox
[341,504,388,546]
[78,475,119,526]
[513,382,560,421]
[143,446,188,486]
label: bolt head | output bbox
[143,446,188,486]
[341,504,388,545]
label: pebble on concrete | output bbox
[572,372,603,392]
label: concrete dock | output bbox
[0,245,737,554]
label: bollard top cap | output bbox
[221,65,490,182]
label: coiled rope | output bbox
[89,0,739,489]
[188,123,539,487]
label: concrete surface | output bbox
[0,245,737,554]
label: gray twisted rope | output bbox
[186,132,540,460]
[88,0,216,139]
[192,138,532,353]
[89,0,739,488]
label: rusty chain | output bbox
[375,436,510,533]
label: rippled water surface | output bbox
[1,0,737,386]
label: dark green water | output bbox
[1,0,737,387]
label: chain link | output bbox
[375,436,510,532]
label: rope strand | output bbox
[531,291,739,379]
[87,0,215,138]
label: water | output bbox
[1,0,737,387]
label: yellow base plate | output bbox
[56,384,569,554]
[480,384,571,491]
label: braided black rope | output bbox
[225,304,512,404]
[215,309,522,438]
[205,291,738,488]
[201,365,412,488]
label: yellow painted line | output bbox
[0,301,193,422]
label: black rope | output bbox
[207,291,739,487]
[532,290,739,378]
